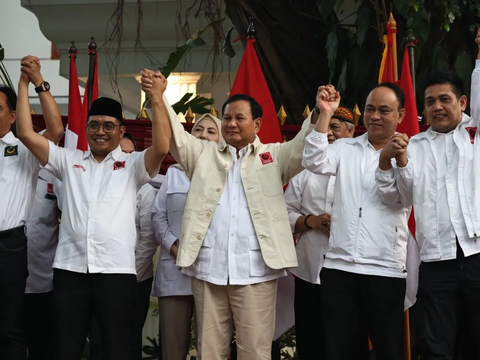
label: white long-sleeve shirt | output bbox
[284,170,335,284]
[181,145,286,285]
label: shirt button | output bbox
[206,212,212,217]
[216,188,221,192]
[197,235,202,240]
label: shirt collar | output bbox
[220,135,260,153]
[83,145,123,161]
[0,131,17,145]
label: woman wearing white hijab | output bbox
[151,113,223,360]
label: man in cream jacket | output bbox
[141,69,316,360]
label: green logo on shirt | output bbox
[4,145,18,157]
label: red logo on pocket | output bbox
[47,183,54,194]
[113,161,126,171]
[259,152,273,165]
[73,164,86,172]
[466,127,477,144]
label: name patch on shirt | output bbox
[113,161,125,171]
[73,164,86,172]
[4,145,18,157]
[466,126,477,144]
[259,152,273,165]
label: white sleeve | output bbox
[302,130,340,176]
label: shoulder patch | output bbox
[4,145,18,157]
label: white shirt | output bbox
[151,166,192,297]
[0,131,41,231]
[25,170,59,293]
[284,170,335,284]
[303,131,410,277]
[44,143,156,274]
[135,183,158,282]
[182,145,286,285]
[431,130,469,254]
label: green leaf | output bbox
[171,93,215,115]
[337,59,348,95]
[334,0,345,13]
[223,27,236,58]
[392,0,409,18]
[159,18,225,78]
[444,23,451,32]
[326,26,338,83]
[356,1,371,47]
[318,0,337,19]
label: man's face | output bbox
[424,83,466,133]
[327,118,354,144]
[86,115,125,157]
[221,100,261,149]
[0,93,15,138]
[119,138,135,153]
[364,87,405,142]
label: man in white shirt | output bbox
[286,106,370,360]
[141,70,316,360]
[303,83,410,360]
[88,133,158,360]
[24,169,60,360]
[376,33,480,360]
[15,69,169,360]
[0,57,63,360]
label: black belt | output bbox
[0,226,26,240]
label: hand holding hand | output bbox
[316,85,340,117]
[20,56,43,87]
[140,69,167,101]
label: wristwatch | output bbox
[35,81,50,93]
[313,105,320,114]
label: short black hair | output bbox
[423,71,464,99]
[122,132,137,151]
[222,94,263,119]
[371,82,405,109]
[0,85,17,111]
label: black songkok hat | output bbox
[88,97,123,124]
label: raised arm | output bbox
[16,69,50,166]
[20,56,63,143]
[142,70,207,179]
[302,85,341,176]
[139,69,170,175]
[471,30,480,123]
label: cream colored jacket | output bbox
[158,100,315,269]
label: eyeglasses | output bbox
[86,122,121,133]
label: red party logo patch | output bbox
[113,161,126,171]
[466,127,477,144]
[259,152,273,165]
[73,164,86,172]
[47,183,54,194]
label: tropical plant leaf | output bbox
[171,93,214,115]
[159,18,225,78]
[356,1,371,47]
[318,0,337,20]
[223,27,236,58]
[325,26,338,83]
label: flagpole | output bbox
[69,40,77,60]
[87,36,97,112]
[407,30,417,92]
[247,16,256,39]
[389,13,398,82]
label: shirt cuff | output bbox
[306,129,329,143]
[375,167,395,181]
[288,213,302,233]
[396,160,413,178]
[163,233,178,255]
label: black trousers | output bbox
[416,248,480,360]
[89,276,153,360]
[52,269,136,360]
[294,277,370,360]
[24,292,54,360]
[0,227,28,360]
[321,268,406,360]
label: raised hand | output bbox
[20,55,43,87]
[379,133,409,169]
[140,69,167,102]
[316,84,340,117]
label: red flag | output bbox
[398,44,420,237]
[79,52,99,151]
[65,52,85,150]
[230,38,282,143]
[378,24,395,84]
